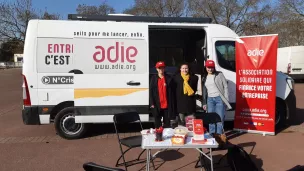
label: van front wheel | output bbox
[54,107,88,140]
[275,98,287,130]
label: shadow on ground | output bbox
[140,149,185,170]
[276,108,304,134]
[291,108,304,125]
[209,153,264,171]
[169,141,263,171]
[84,122,155,138]
[287,165,304,171]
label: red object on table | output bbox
[155,126,163,133]
[192,119,205,144]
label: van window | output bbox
[215,41,236,72]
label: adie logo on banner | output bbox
[93,42,138,63]
[247,49,265,68]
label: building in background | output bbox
[14,54,23,63]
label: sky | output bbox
[31,0,135,19]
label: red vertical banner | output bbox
[234,35,278,135]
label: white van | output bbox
[277,46,304,81]
[22,15,296,139]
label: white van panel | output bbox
[74,89,149,106]
[37,89,74,106]
[73,74,148,106]
[37,20,75,38]
[75,114,149,123]
[277,46,304,80]
[277,48,290,73]
[276,72,292,100]
[290,46,304,76]
[72,22,149,107]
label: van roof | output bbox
[67,14,213,24]
[27,17,238,39]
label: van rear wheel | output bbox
[54,107,88,140]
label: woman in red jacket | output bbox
[149,61,177,128]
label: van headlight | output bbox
[286,77,295,90]
[287,78,295,92]
[291,79,295,92]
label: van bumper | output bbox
[288,74,304,80]
[22,106,40,125]
[286,90,297,123]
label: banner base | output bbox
[233,128,275,136]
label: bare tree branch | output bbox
[76,1,115,15]
[0,0,60,55]
[123,0,187,17]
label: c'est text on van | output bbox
[45,44,72,65]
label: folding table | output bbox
[141,133,219,171]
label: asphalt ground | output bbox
[0,68,303,171]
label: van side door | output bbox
[73,22,149,122]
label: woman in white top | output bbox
[202,60,232,135]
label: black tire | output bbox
[54,107,89,140]
[275,98,287,130]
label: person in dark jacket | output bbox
[202,60,232,135]
[174,63,198,126]
[149,61,177,128]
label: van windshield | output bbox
[215,41,236,72]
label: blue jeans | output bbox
[207,96,225,134]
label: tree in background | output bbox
[122,0,304,48]
[0,0,59,61]
[276,0,304,47]
[188,0,270,35]
[0,0,38,44]
[76,1,115,15]
[281,0,304,18]
[0,38,23,62]
[242,3,278,35]
[41,10,60,20]
[123,0,189,17]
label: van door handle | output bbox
[127,81,140,86]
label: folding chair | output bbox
[113,112,155,171]
[227,145,259,171]
[194,112,231,169]
[83,162,125,171]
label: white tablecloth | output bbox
[141,133,219,149]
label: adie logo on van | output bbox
[247,48,265,68]
[93,42,138,63]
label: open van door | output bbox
[212,38,236,120]
[72,22,149,122]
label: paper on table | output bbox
[205,138,216,145]
[143,134,172,147]
[187,137,216,145]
